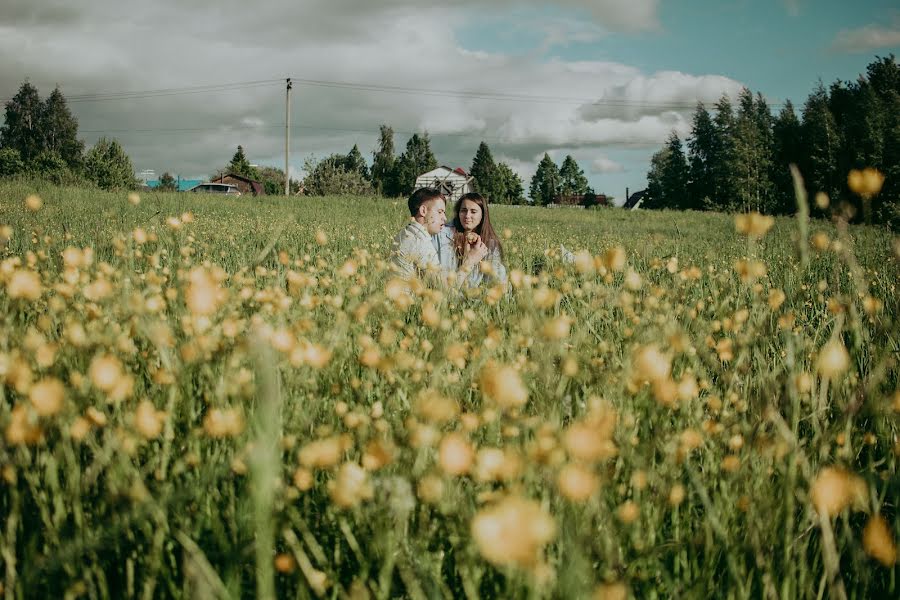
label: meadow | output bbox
[0,180,898,599]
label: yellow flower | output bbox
[632,344,671,383]
[471,496,556,568]
[89,355,125,393]
[734,212,775,239]
[7,269,42,300]
[29,377,66,417]
[134,400,166,439]
[817,340,850,380]
[847,168,884,198]
[862,514,897,567]
[438,432,474,476]
[328,462,372,508]
[557,463,599,502]
[810,466,867,517]
[5,404,42,445]
[25,194,43,212]
[479,363,528,410]
[299,435,349,469]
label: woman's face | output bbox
[458,199,483,232]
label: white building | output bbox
[414,166,475,203]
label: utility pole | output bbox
[285,78,292,196]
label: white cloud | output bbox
[0,0,736,186]
[591,156,625,174]
[831,25,900,53]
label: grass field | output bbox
[1,180,898,599]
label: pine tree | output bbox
[84,137,137,191]
[0,82,45,163]
[371,125,396,196]
[661,133,690,209]
[470,141,501,202]
[559,155,589,197]
[771,100,803,214]
[644,146,671,210]
[711,94,738,211]
[496,162,525,204]
[529,153,560,205]
[393,133,438,197]
[345,144,369,180]
[687,102,716,210]
[228,145,258,179]
[41,87,83,170]
[800,82,840,207]
[732,88,774,212]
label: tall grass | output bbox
[0,181,897,599]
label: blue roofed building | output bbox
[144,176,205,192]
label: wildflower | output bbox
[185,267,226,315]
[69,417,91,441]
[29,377,66,417]
[594,582,629,600]
[134,400,166,439]
[541,315,571,340]
[573,250,595,275]
[471,496,556,568]
[817,340,850,380]
[632,344,671,383]
[25,195,43,212]
[203,407,244,438]
[479,363,528,410]
[314,229,328,245]
[863,514,897,567]
[414,389,459,424]
[768,288,786,311]
[603,246,626,272]
[89,355,125,393]
[475,448,522,482]
[299,435,349,469]
[616,501,639,524]
[274,554,295,574]
[5,404,42,445]
[7,269,42,300]
[810,467,867,517]
[127,192,141,205]
[293,467,314,491]
[439,432,474,476]
[847,168,884,198]
[668,484,686,507]
[734,212,775,238]
[328,462,373,508]
[557,464,599,502]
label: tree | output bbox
[303,154,373,196]
[710,94,738,210]
[228,145,259,179]
[345,145,369,180]
[732,88,774,212]
[529,153,560,205]
[644,133,689,210]
[158,172,178,192]
[471,141,502,202]
[41,87,83,170]
[0,82,45,163]
[558,155,589,197]
[800,81,840,207]
[771,100,803,214]
[687,102,716,210]
[393,133,438,197]
[495,162,525,204]
[0,148,24,178]
[371,125,396,196]
[256,165,300,195]
[84,137,137,191]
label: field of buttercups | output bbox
[0,179,898,599]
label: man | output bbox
[389,187,488,285]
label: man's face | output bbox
[419,197,446,235]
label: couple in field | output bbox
[389,187,508,289]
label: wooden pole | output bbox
[285,78,292,196]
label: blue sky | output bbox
[2,0,898,203]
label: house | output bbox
[414,166,475,203]
[211,172,264,196]
[552,193,609,208]
[624,189,647,210]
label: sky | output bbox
[1,0,898,204]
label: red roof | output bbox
[453,167,468,176]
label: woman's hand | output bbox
[462,240,489,269]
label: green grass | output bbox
[0,181,898,599]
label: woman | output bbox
[433,192,508,288]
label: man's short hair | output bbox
[408,187,444,216]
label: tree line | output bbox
[644,55,899,227]
[0,82,138,190]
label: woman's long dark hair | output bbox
[451,192,503,260]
